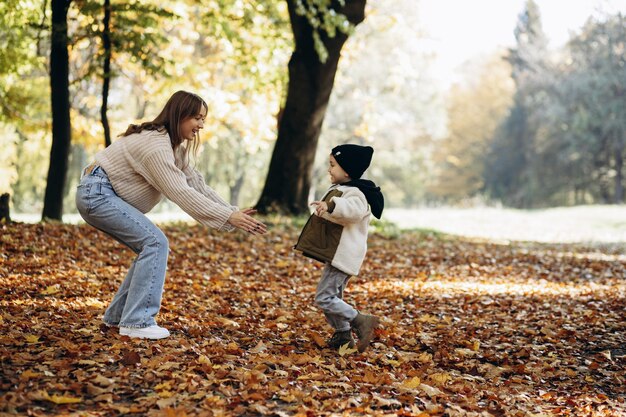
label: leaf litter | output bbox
[1,222,626,416]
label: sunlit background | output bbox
[1,0,625,242]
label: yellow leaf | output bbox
[384,358,401,367]
[416,352,432,363]
[155,381,173,391]
[362,370,379,383]
[48,394,82,404]
[401,376,421,389]
[24,334,40,343]
[279,394,299,403]
[158,390,175,398]
[42,285,60,295]
[156,362,179,371]
[337,343,357,356]
[419,383,443,397]
[455,348,477,356]
[84,298,106,308]
[429,372,452,386]
[418,314,439,323]
[19,369,40,381]
[198,355,212,365]
[472,340,481,351]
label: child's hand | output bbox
[311,201,328,216]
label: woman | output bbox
[76,90,267,339]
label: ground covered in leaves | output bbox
[2,220,626,416]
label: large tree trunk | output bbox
[255,0,366,215]
[101,0,112,147]
[42,0,72,221]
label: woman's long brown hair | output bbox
[121,90,207,167]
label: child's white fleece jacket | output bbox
[295,184,371,276]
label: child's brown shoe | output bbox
[326,330,355,350]
[350,312,379,352]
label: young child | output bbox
[295,144,384,352]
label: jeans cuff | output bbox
[118,322,153,329]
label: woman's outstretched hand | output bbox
[228,208,268,235]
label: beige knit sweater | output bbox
[95,129,236,231]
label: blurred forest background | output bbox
[1,0,625,220]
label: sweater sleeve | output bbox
[328,190,370,223]
[141,150,236,231]
[184,166,238,210]
[185,167,237,232]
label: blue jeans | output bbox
[315,263,358,332]
[75,166,169,328]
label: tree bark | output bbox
[255,0,366,215]
[101,0,112,147]
[42,0,72,221]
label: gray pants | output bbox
[315,263,358,332]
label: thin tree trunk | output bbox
[42,0,72,221]
[12,129,28,210]
[0,194,11,223]
[101,0,112,147]
[615,142,624,203]
[230,174,245,206]
[255,0,366,215]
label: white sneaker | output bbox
[119,325,170,339]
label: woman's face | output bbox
[180,105,207,141]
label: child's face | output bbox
[328,155,350,184]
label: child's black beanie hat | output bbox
[330,144,373,179]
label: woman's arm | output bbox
[142,150,267,233]
[184,165,237,210]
